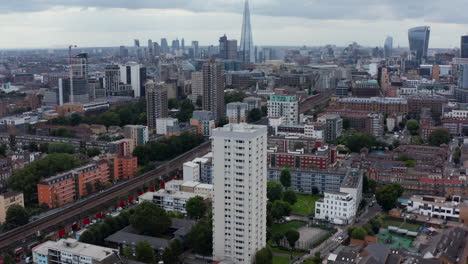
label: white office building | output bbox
[33,239,119,264]
[183,161,201,182]
[267,95,299,125]
[212,123,268,263]
[315,170,363,225]
[155,118,179,135]
[119,62,144,97]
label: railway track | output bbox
[0,141,211,249]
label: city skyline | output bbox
[1,1,468,49]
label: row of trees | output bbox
[133,132,205,166]
[375,183,404,211]
[337,131,387,152]
[347,217,385,240]
[8,153,83,204]
[48,99,147,128]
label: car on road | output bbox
[425,217,430,221]
[338,235,343,241]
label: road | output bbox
[0,141,211,251]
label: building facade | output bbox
[202,61,225,122]
[267,95,299,125]
[226,102,249,123]
[212,124,267,263]
[146,81,169,131]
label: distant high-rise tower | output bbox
[134,39,140,48]
[384,36,393,57]
[219,34,238,60]
[161,38,169,54]
[461,35,468,58]
[239,0,254,63]
[181,38,185,51]
[202,60,225,121]
[192,41,200,59]
[219,34,228,59]
[212,123,267,263]
[104,64,120,96]
[408,26,430,63]
[146,81,168,130]
[148,39,153,56]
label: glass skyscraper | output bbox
[461,35,468,58]
[384,36,393,57]
[239,0,254,63]
[408,26,430,63]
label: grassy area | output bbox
[268,244,304,256]
[291,194,321,215]
[382,218,420,232]
[271,220,306,235]
[273,256,291,264]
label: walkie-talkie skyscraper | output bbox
[239,0,254,63]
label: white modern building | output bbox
[315,170,363,225]
[226,102,249,123]
[267,95,299,125]
[304,123,326,140]
[183,161,200,182]
[407,195,468,221]
[155,118,179,135]
[140,189,206,214]
[119,62,144,97]
[33,239,119,264]
[212,123,268,263]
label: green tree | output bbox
[280,168,291,188]
[70,113,83,126]
[406,120,419,135]
[79,230,96,244]
[47,142,75,154]
[368,179,377,194]
[404,159,416,168]
[186,196,207,219]
[186,219,213,255]
[375,183,403,211]
[272,232,284,247]
[271,200,291,220]
[0,144,6,157]
[248,108,262,122]
[285,228,300,252]
[176,99,195,122]
[196,96,203,107]
[224,91,247,104]
[130,201,171,236]
[454,147,461,164]
[267,181,283,202]
[94,181,105,192]
[428,129,450,146]
[351,227,367,240]
[2,254,15,264]
[86,148,101,157]
[163,238,184,264]
[255,247,273,264]
[50,127,75,138]
[342,117,351,130]
[135,241,155,263]
[283,190,297,205]
[4,205,29,230]
[123,246,134,259]
[338,132,383,152]
[168,98,179,109]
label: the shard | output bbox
[239,0,254,63]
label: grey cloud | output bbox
[2,0,468,24]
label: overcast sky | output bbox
[1,0,468,49]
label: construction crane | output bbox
[68,45,77,103]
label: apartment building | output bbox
[33,238,119,264]
[123,125,149,146]
[267,95,299,125]
[212,124,268,263]
[0,191,24,223]
[37,161,110,208]
[226,102,249,123]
